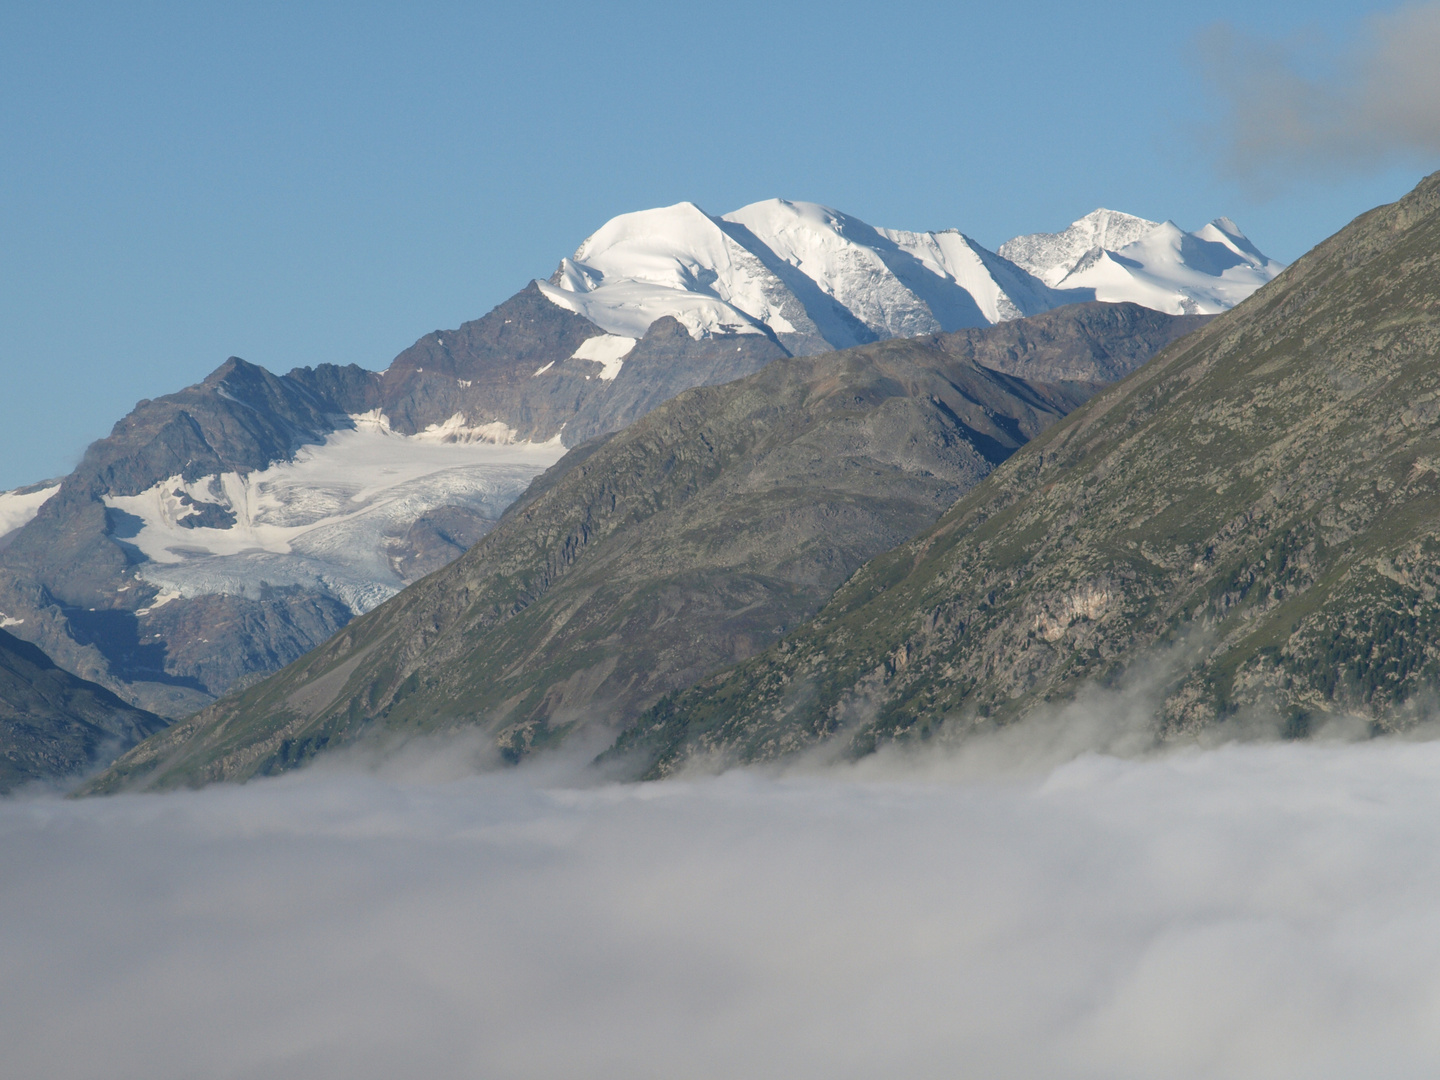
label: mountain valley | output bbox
[0,195,1276,788]
[87,304,1205,790]
[0,627,164,791]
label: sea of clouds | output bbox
[7,729,1440,1079]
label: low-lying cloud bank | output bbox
[7,735,1440,1079]
[1197,3,1440,186]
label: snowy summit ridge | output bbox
[539,199,1283,354]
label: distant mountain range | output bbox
[93,173,1440,792]
[609,174,1440,776]
[539,200,1281,356]
[84,304,1209,791]
[0,196,1276,786]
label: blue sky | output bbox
[1,0,1435,490]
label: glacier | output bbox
[102,414,567,614]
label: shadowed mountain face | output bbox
[0,629,165,792]
[930,303,1211,383]
[607,171,1440,777]
[83,302,1208,792]
[372,283,790,446]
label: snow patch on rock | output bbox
[570,334,637,381]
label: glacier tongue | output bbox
[539,200,1284,353]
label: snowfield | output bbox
[569,333,637,381]
[103,413,567,613]
[999,208,1165,287]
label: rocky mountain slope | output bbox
[82,303,1206,791]
[608,172,1440,776]
[0,194,1271,727]
[0,629,164,791]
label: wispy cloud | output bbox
[7,732,1440,1078]
[1198,4,1440,188]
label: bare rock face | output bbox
[84,301,1207,792]
[389,507,499,581]
[370,285,789,445]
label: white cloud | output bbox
[1197,5,1440,186]
[7,736,1440,1078]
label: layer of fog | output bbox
[8,730,1440,1079]
[1197,4,1440,187]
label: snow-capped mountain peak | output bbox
[1046,218,1285,315]
[1196,216,1270,264]
[998,208,1162,287]
[537,199,1284,353]
[724,198,977,344]
[538,202,777,342]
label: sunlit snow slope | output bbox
[1000,210,1285,314]
[539,200,1284,349]
[0,483,59,542]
